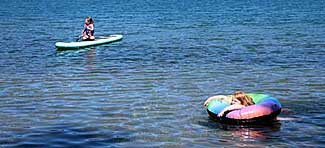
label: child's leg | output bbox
[82,32,90,40]
[82,31,88,40]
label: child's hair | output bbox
[85,16,94,24]
[233,91,255,106]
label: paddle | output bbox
[75,35,82,42]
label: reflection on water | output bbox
[203,118,281,141]
[223,122,281,141]
[86,47,96,71]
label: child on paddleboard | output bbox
[82,17,95,41]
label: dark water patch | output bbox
[0,124,133,147]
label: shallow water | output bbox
[0,0,324,147]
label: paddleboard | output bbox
[55,34,123,49]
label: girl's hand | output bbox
[217,111,224,117]
[203,97,214,107]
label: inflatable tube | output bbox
[206,93,282,124]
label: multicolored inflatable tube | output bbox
[206,93,282,124]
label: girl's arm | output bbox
[87,24,94,31]
[217,104,245,117]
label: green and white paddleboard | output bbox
[55,34,123,49]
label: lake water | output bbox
[0,0,324,147]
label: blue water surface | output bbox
[0,0,324,147]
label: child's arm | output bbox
[217,104,245,117]
[87,24,94,31]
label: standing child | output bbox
[82,17,95,41]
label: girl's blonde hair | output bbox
[233,91,255,106]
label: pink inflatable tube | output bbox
[207,94,282,124]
